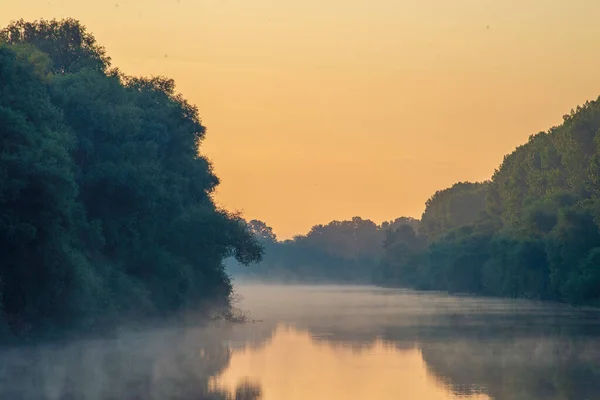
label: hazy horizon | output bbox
[5,0,600,238]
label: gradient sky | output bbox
[4,0,600,238]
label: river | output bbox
[2,283,600,400]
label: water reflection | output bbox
[214,284,600,400]
[0,324,256,400]
[422,336,600,400]
[2,284,600,400]
[212,324,489,400]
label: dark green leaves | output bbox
[0,18,110,73]
[379,97,600,304]
[0,20,261,340]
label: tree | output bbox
[0,18,110,73]
[420,182,489,241]
[380,95,600,305]
[247,220,277,243]
[0,20,263,339]
[0,43,102,333]
[377,224,425,285]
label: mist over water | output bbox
[212,284,600,400]
[0,323,235,400]
[3,283,600,400]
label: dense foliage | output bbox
[228,217,419,283]
[419,181,488,241]
[0,19,262,339]
[381,100,600,305]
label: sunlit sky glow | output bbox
[5,0,600,238]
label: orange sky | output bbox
[4,0,600,238]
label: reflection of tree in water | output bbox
[329,313,600,400]
[0,324,264,400]
[421,335,600,400]
[230,302,600,400]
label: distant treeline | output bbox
[239,101,600,305]
[228,217,419,283]
[0,19,262,340]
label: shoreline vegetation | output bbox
[0,18,263,342]
[233,104,600,307]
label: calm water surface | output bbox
[215,284,600,400]
[2,283,600,400]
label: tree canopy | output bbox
[229,216,420,283]
[380,98,600,305]
[0,19,262,340]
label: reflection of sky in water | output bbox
[215,284,600,400]
[2,284,600,399]
[212,323,490,400]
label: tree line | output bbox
[240,102,600,305]
[0,19,262,340]
[380,100,600,305]
[228,217,418,283]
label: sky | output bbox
[4,0,600,238]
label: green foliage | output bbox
[0,43,95,333]
[482,235,551,299]
[0,18,110,73]
[563,247,600,305]
[0,20,261,339]
[246,220,277,243]
[420,182,489,241]
[421,226,491,293]
[545,203,600,302]
[230,217,420,283]
[381,98,600,305]
[376,224,425,285]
